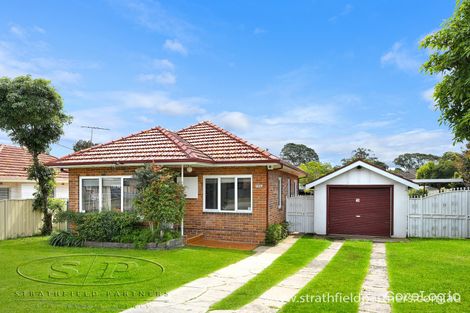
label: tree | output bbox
[0,76,71,234]
[341,147,388,169]
[299,161,333,186]
[457,143,470,184]
[133,166,185,237]
[416,153,460,179]
[393,153,440,172]
[280,143,319,166]
[73,139,96,152]
[420,0,470,142]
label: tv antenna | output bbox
[80,126,110,142]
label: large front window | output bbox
[80,176,137,212]
[203,175,252,213]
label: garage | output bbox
[327,185,392,236]
[305,160,419,238]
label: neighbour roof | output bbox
[0,144,68,181]
[304,160,419,189]
[47,121,302,175]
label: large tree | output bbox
[299,161,333,186]
[341,147,388,169]
[420,0,470,142]
[0,76,71,234]
[73,139,96,152]
[416,151,461,179]
[393,153,440,172]
[280,143,319,166]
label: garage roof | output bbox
[305,160,419,189]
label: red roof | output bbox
[48,121,300,174]
[0,144,68,180]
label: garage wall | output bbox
[313,167,409,237]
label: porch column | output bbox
[180,164,184,237]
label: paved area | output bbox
[359,243,391,313]
[121,236,299,313]
[219,241,344,313]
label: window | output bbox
[278,177,282,209]
[287,178,291,198]
[80,176,137,212]
[0,187,10,200]
[203,175,252,213]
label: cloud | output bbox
[381,42,422,72]
[357,119,398,129]
[200,111,251,131]
[253,27,266,35]
[9,25,26,38]
[137,72,176,85]
[422,88,436,109]
[329,4,353,22]
[153,58,174,70]
[163,39,187,55]
[263,105,340,126]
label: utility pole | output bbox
[80,126,110,142]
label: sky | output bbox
[0,0,463,166]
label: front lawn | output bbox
[0,236,251,313]
[387,239,470,313]
[280,241,372,313]
[210,236,331,310]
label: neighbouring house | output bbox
[47,121,304,244]
[305,160,419,238]
[0,144,69,200]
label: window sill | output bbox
[203,210,253,215]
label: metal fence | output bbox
[408,188,470,238]
[0,199,67,240]
[286,195,315,233]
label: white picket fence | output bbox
[408,188,470,238]
[286,195,315,233]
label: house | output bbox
[0,144,69,200]
[47,121,304,244]
[305,160,419,238]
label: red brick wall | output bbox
[68,165,298,244]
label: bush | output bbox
[408,188,428,197]
[265,223,289,245]
[49,231,84,247]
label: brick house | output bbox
[47,121,304,244]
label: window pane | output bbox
[123,178,137,211]
[237,178,251,210]
[102,178,121,211]
[205,178,218,210]
[0,188,10,200]
[82,179,99,212]
[221,178,235,211]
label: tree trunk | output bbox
[32,154,52,235]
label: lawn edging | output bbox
[83,237,184,249]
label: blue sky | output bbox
[0,0,462,166]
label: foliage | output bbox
[73,139,96,152]
[457,143,470,184]
[420,0,470,143]
[0,75,71,235]
[416,159,460,179]
[133,164,164,191]
[48,198,66,215]
[133,167,185,235]
[341,147,388,169]
[393,153,440,172]
[265,223,289,245]
[49,231,84,247]
[299,161,334,186]
[408,188,428,197]
[280,143,319,166]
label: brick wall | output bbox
[267,170,299,225]
[68,165,298,244]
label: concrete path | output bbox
[359,243,391,313]
[216,241,344,313]
[121,236,299,313]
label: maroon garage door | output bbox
[327,186,392,236]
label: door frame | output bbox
[326,185,394,236]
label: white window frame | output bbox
[278,177,282,209]
[79,176,133,213]
[203,175,253,214]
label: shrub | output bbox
[408,188,428,197]
[265,222,289,245]
[49,231,84,247]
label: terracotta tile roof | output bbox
[0,144,68,180]
[177,121,280,163]
[48,121,301,175]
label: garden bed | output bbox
[83,237,184,250]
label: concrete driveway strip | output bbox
[219,240,344,313]
[359,243,391,313]
[121,236,298,313]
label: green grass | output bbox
[280,241,372,313]
[0,236,251,313]
[387,239,470,313]
[210,236,331,310]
